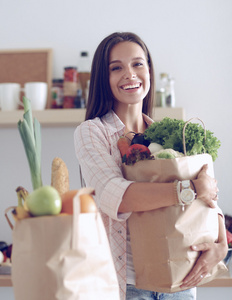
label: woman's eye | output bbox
[110,66,121,71]
[134,62,143,67]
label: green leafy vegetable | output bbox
[154,149,184,160]
[144,117,221,161]
[18,97,43,190]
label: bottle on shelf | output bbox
[155,90,165,107]
[78,51,91,73]
[165,77,175,107]
[74,89,85,108]
[78,51,91,103]
[159,73,175,107]
[156,73,168,107]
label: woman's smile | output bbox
[120,82,142,91]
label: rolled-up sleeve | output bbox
[74,119,133,221]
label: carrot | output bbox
[117,136,130,161]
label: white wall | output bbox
[1,0,232,298]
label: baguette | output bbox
[51,157,69,196]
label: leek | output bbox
[18,97,43,190]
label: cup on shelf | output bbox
[0,83,23,111]
[23,82,48,110]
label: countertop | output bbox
[1,274,232,288]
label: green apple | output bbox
[25,186,62,216]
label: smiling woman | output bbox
[74,32,227,300]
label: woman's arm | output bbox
[119,164,218,213]
[119,181,177,212]
[181,215,228,288]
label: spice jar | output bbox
[64,67,78,82]
[51,79,64,108]
[63,67,81,108]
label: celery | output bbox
[18,97,43,190]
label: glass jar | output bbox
[51,79,64,108]
[63,67,81,108]
[64,66,78,82]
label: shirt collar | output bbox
[101,110,125,136]
[101,110,154,136]
[143,113,154,127]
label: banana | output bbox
[12,206,31,221]
[12,186,32,221]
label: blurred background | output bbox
[0,0,232,298]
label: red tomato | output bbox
[226,229,232,245]
[126,144,150,157]
[126,144,151,165]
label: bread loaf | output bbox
[51,157,69,196]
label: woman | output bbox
[74,32,227,300]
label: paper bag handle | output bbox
[4,206,16,230]
[183,117,206,156]
[72,187,96,250]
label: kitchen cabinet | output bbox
[0,107,185,128]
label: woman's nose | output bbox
[123,67,136,79]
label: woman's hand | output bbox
[193,164,219,208]
[181,216,228,288]
[180,242,227,288]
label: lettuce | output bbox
[144,118,221,161]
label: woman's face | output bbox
[109,41,150,108]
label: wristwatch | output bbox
[180,180,196,205]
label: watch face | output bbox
[180,189,195,204]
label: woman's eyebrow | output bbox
[109,60,121,65]
[109,57,145,65]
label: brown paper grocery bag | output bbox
[10,188,120,300]
[123,154,227,293]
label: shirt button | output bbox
[118,230,122,234]
[118,256,122,260]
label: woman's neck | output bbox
[114,103,146,134]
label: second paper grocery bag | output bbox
[11,188,120,300]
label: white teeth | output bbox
[122,83,140,90]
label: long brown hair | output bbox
[85,32,155,120]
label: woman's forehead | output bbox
[109,41,146,62]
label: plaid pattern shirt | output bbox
[74,110,153,299]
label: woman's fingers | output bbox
[181,243,211,288]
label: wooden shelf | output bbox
[0,107,185,128]
[200,276,232,287]
[0,108,86,128]
[0,275,12,287]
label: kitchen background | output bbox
[1,0,232,299]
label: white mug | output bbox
[0,83,23,111]
[24,82,48,110]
